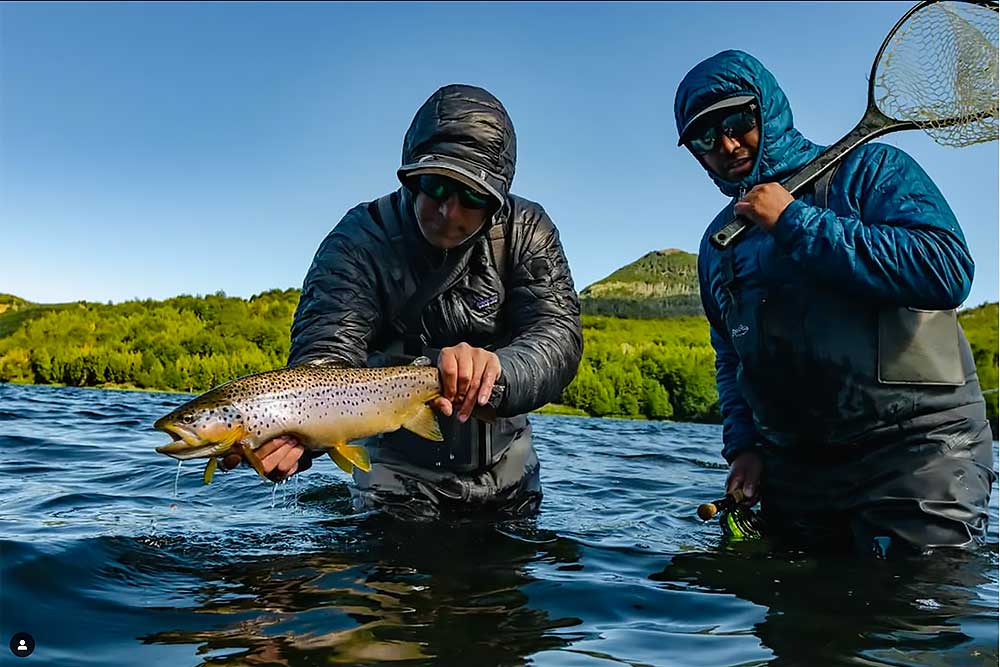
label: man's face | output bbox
[412,174,492,250]
[688,105,760,182]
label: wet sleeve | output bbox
[287,214,382,368]
[770,145,974,310]
[699,249,757,464]
[495,210,584,417]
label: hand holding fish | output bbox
[431,343,503,424]
[219,434,310,482]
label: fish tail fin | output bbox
[402,405,444,442]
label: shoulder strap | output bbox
[487,218,509,285]
[812,162,840,209]
[376,193,407,283]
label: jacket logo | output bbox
[474,294,500,311]
[731,324,750,338]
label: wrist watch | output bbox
[486,378,508,409]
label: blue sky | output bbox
[2,1,997,308]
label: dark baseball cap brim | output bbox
[677,94,756,145]
[398,156,505,206]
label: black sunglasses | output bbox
[687,104,758,155]
[416,174,493,210]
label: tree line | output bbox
[0,291,996,426]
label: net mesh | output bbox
[876,0,999,147]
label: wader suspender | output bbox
[717,165,841,325]
[812,164,838,209]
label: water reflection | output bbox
[654,544,998,666]
[142,517,582,666]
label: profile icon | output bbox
[9,632,35,657]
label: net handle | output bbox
[710,106,913,248]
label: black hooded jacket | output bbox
[288,85,583,424]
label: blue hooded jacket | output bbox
[674,51,981,462]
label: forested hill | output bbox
[578,249,702,319]
[0,290,298,393]
[0,291,996,429]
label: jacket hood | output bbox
[398,84,516,208]
[674,50,822,197]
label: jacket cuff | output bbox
[493,349,522,415]
[422,347,442,367]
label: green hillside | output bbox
[579,249,703,319]
[0,293,83,338]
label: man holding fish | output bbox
[158,84,582,520]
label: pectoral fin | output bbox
[327,449,354,474]
[402,405,444,442]
[203,457,218,485]
[240,444,268,479]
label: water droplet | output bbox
[174,460,182,498]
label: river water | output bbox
[1,383,996,666]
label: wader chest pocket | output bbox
[877,307,964,385]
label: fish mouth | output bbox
[155,421,246,460]
[155,423,226,460]
[155,441,226,460]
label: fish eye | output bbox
[181,414,194,424]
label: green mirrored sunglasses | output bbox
[417,174,493,210]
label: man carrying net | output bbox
[673,40,997,555]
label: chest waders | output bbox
[719,167,994,554]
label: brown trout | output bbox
[154,363,443,483]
